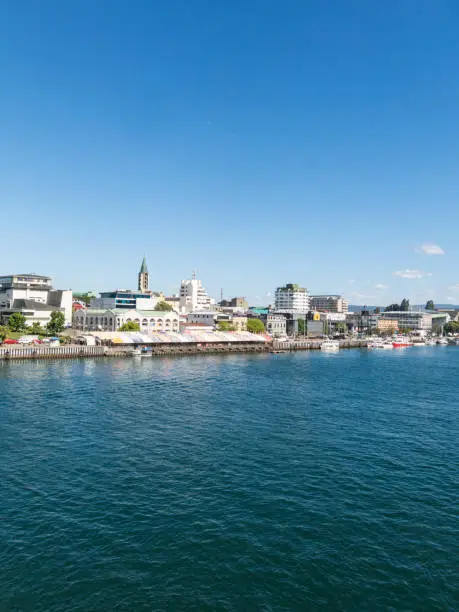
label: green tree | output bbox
[8,312,26,332]
[155,301,173,312]
[217,321,236,331]
[444,321,459,334]
[425,300,435,311]
[27,322,44,336]
[47,311,65,335]
[400,298,410,311]
[385,303,400,312]
[335,322,347,334]
[247,318,265,334]
[297,319,307,335]
[0,325,8,342]
[119,321,140,331]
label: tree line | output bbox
[0,311,66,342]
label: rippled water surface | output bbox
[1,349,458,611]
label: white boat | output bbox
[437,338,449,345]
[425,339,436,346]
[321,339,340,352]
[392,336,413,348]
[368,339,393,349]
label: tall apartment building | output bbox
[310,295,349,314]
[179,272,213,313]
[274,283,310,313]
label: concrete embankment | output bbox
[0,343,270,361]
[0,339,369,361]
[272,339,368,351]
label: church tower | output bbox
[138,256,149,292]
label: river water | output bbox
[1,348,458,611]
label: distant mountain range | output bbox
[349,304,459,312]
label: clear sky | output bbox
[1,0,459,305]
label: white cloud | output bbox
[420,243,445,255]
[447,296,456,302]
[375,283,388,290]
[348,279,356,285]
[394,269,432,279]
[266,292,272,297]
[448,284,459,291]
[350,292,375,300]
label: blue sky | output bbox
[1,0,459,305]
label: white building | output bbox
[0,273,72,326]
[187,311,247,331]
[310,295,349,314]
[381,311,433,332]
[274,283,310,313]
[179,272,213,313]
[73,308,180,333]
[264,314,287,338]
[90,290,161,311]
[322,312,347,322]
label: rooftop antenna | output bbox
[192,269,196,280]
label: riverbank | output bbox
[0,340,370,360]
[0,342,271,360]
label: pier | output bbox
[271,339,368,351]
[0,342,270,361]
[0,339,371,361]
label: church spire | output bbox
[138,256,149,292]
[140,256,148,274]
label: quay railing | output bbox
[272,339,368,351]
[0,345,107,360]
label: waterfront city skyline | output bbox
[1,1,459,304]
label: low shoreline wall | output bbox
[272,340,368,350]
[0,339,370,361]
[0,343,270,361]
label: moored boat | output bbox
[392,336,413,348]
[321,339,340,352]
[368,339,393,349]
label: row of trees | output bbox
[385,299,436,312]
[444,321,459,334]
[119,318,267,334]
[0,311,66,341]
[385,298,410,312]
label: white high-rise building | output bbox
[179,272,213,314]
[274,283,310,313]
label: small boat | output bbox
[321,339,340,352]
[368,339,393,349]
[437,338,449,345]
[425,339,436,346]
[132,347,153,357]
[392,336,413,348]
